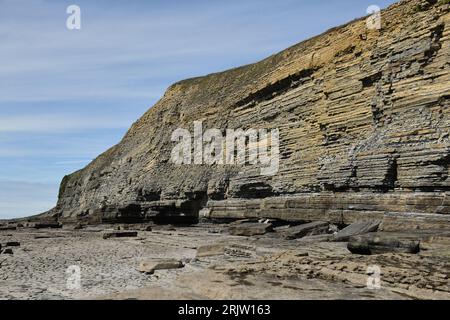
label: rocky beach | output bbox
[0,220,449,300]
[1,0,450,301]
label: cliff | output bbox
[44,0,450,230]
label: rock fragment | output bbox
[137,259,184,274]
[102,231,138,239]
[228,222,273,237]
[196,244,226,258]
[348,233,420,255]
[5,241,20,247]
[2,248,13,255]
[332,220,381,242]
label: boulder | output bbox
[228,223,273,237]
[348,233,420,255]
[332,220,381,242]
[137,259,184,274]
[34,234,62,239]
[2,248,13,255]
[102,231,138,239]
[279,221,330,240]
[5,241,20,247]
[196,244,226,258]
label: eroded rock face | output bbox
[40,0,449,228]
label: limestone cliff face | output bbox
[48,0,450,228]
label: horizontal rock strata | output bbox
[33,0,450,231]
[205,193,450,231]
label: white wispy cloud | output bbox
[0,180,58,218]
[0,114,133,133]
[0,0,298,103]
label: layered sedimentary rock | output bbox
[42,0,450,229]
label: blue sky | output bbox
[0,0,397,219]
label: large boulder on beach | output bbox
[347,233,421,255]
[137,259,184,274]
